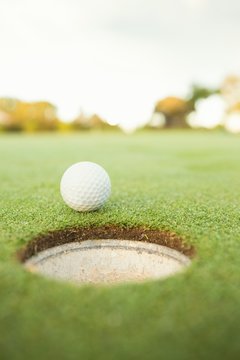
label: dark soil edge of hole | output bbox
[17,225,196,263]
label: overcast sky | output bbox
[0,0,240,128]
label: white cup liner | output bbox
[25,239,191,285]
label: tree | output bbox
[21,102,59,131]
[154,96,189,128]
[0,98,22,131]
[72,112,117,131]
[221,75,240,108]
[0,98,59,131]
[187,84,219,109]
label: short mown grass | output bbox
[0,131,239,359]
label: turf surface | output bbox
[0,131,239,359]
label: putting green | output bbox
[0,131,239,359]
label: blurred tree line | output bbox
[0,99,58,131]
[148,75,240,131]
[148,84,219,129]
[1,75,240,133]
[0,98,114,132]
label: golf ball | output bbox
[60,162,111,212]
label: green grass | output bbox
[0,131,239,360]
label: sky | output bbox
[0,0,240,129]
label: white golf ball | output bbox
[60,162,111,212]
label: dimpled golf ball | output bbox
[60,162,111,212]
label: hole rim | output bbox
[17,225,196,263]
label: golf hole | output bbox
[24,239,191,285]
